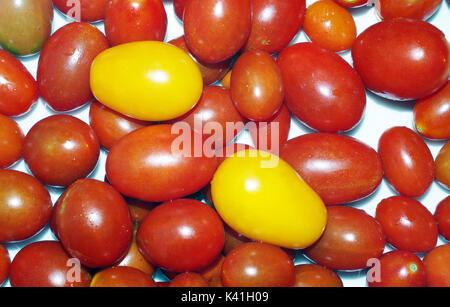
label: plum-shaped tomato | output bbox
[424,245,450,287]
[436,141,450,190]
[0,244,10,285]
[170,273,210,287]
[375,0,443,20]
[0,114,24,169]
[435,197,450,241]
[294,264,343,287]
[53,0,110,22]
[91,267,156,287]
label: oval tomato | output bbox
[294,264,343,287]
[0,244,10,285]
[436,141,450,189]
[375,0,443,20]
[170,273,210,287]
[53,0,109,22]
[91,267,156,287]
[0,114,24,169]
[435,196,450,241]
[424,244,450,287]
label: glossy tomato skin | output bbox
[105,0,167,46]
[0,115,24,169]
[376,196,438,253]
[231,51,284,121]
[280,133,383,206]
[23,115,100,187]
[294,264,343,287]
[222,242,295,287]
[53,0,109,22]
[278,43,366,132]
[184,0,252,64]
[106,125,217,202]
[378,127,434,197]
[352,18,449,101]
[198,255,225,281]
[368,251,426,287]
[173,0,188,20]
[0,244,10,285]
[0,50,38,116]
[126,199,155,224]
[38,22,109,112]
[375,0,442,20]
[55,179,133,268]
[414,82,450,140]
[89,100,149,151]
[423,244,450,287]
[305,206,386,271]
[9,241,91,287]
[91,266,156,287]
[304,0,357,52]
[333,0,368,8]
[223,225,252,255]
[244,0,306,54]
[0,170,52,243]
[435,197,450,241]
[170,272,210,287]
[436,141,450,189]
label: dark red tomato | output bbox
[352,18,449,101]
[197,255,225,281]
[375,0,442,20]
[378,126,434,197]
[414,82,450,140]
[91,266,156,287]
[280,133,383,206]
[169,36,231,86]
[244,0,306,54]
[137,199,224,272]
[221,242,295,287]
[305,206,386,271]
[435,196,450,241]
[209,274,224,287]
[104,0,167,46]
[0,49,38,116]
[23,115,100,187]
[126,198,155,224]
[173,0,188,20]
[376,196,438,253]
[214,143,254,166]
[0,170,52,243]
[294,264,343,287]
[52,0,110,22]
[424,244,450,287]
[9,241,91,287]
[0,244,10,285]
[174,86,245,148]
[0,114,24,169]
[278,43,366,132]
[333,0,368,8]
[170,272,210,287]
[249,104,291,154]
[106,125,217,202]
[37,22,109,112]
[436,141,450,189]
[89,100,149,151]
[55,179,133,268]
[184,0,252,64]
[118,226,155,276]
[223,225,252,255]
[368,251,426,287]
[231,50,284,121]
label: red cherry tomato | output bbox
[0,49,38,116]
[368,250,426,287]
[305,206,386,271]
[184,0,252,63]
[170,272,210,287]
[222,224,252,255]
[278,43,366,132]
[352,18,449,101]
[9,241,91,287]
[424,244,450,287]
[231,50,284,121]
[23,115,100,187]
[294,264,343,287]
[375,0,443,20]
[221,242,295,287]
[333,0,368,8]
[52,0,110,22]
[137,199,224,272]
[173,0,188,20]
[104,0,167,46]
[436,141,450,189]
[91,266,156,287]
[197,255,225,281]
[244,0,306,54]
[55,179,133,268]
[435,196,450,241]
[378,126,434,197]
[0,114,24,169]
[126,199,155,224]
[0,170,52,243]
[0,244,10,285]
[376,196,438,253]
[280,133,383,206]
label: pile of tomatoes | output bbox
[0,0,449,288]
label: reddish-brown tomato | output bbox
[197,255,225,281]
[221,242,295,287]
[52,0,110,22]
[0,49,38,116]
[278,43,366,132]
[333,0,368,8]
[23,115,100,187]
[0,244,10,285]
[184,0,252,63]
[305,206,386,271]
[378,126,434,197]
[209,274,224,287]
[376,196,438,253]
[91,266,156,287]
[0,170,52,243]
[304,0,357,52]
[244,0,306,54]
[170,272,210,287]
[37,22,109,112]
[55,179,133,268]
[423,244,450,287]
[104,0,167,46]
[375,0,443,20]
[9,241,91,287]
[352,18,449,101]
[0,114,24,169]
[436,141,450,189]
[126,198,156,224]
[294,264,343,287]
[223,225,252,255]
[280,133,383,206]
[118,226,155,276]
[435,196,450,241]
[173,0,188,20]
[414,82,450,140]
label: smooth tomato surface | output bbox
[423,244,450,287]
[0,114,24,169]
[435,141,450,189]
[375,0,443,20]
[53,0,109,22]
[173,0,187,20]
[0,244,9,285]
[170,272,210,287]
[435,196,450,241]
[333,0,368,7]
[91,266,156,287]
[294,264,343,287]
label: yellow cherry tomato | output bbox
[90,41,203,121]
[211,149,327,249]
